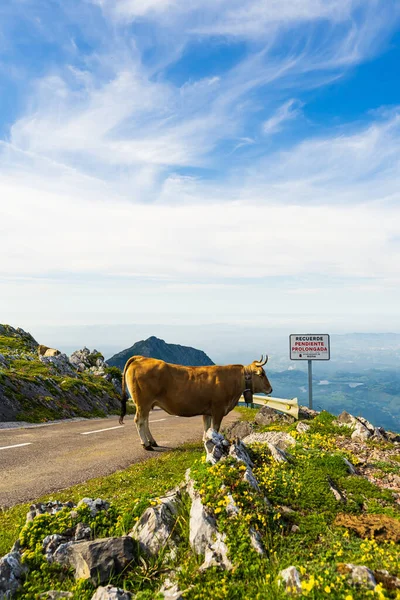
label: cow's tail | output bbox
[119,357,137,425]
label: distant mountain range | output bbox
[107,336,215,370]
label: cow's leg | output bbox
[134,409,153,450]
[211,412,224,433]
[203,415,212,440]
[144,416,158,447]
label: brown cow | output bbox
[119,355,272,450]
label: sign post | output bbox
[289,334,330,409]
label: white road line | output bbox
[80,425,124,435]
[149,418,167,423]
[0,442,32,451]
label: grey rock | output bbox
[228,440,253,467]
[43,535,71,563]
[374,569,400,590]
[0,551,28,598]
[242,431,296,450]
[159,578,184,600]
[346,564,376,589]
[357,416,375,433]
[224,420,254,441]
[298,406,319,420]
[77,498,110,517]
[26,501,75,523]
[267,442,289,463]
[255,406,295,427]
[337,411,358,426]
[75,522,92,541]
[279,566,302,594]
[249,528,265,555]
[39,354,77,377]
[204,429,230,464]
[200,532,233,571]
[342,457,357,475]
[53,537,135,584]
[187,476,232,570]
[188,488,218,555]
[91,586,133,600]
[244,466,260,491]
[328,479,346,503]
[351,422,371,442]
[296,422,311,434]
[129,492,180,556]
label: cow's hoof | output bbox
[151,442,159,448]
[143,445,154,451]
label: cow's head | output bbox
[249,355,273,395]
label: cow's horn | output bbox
[256,355,268,366]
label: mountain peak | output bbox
[107,336,214,369]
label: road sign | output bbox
[289,334,331,410]
[289,334,330,361]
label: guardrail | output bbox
[239,395,299,420]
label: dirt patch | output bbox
[334,513,400,542]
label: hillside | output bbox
[0,324,121,422]
[107,335,214,370]
[1,406,399,599]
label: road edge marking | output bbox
[80,425,124,435]
[0,442,32,451]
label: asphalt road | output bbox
[0,409,239,508]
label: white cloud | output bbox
[262,99,302,134]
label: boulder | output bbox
[279,566,302,594]
[26,501,75,523]
[296,422,311,434]
[188,487,218,555]
[337,411,358,426]
[343,564,376,589]
[228,440,253,467]
[351,422,372,442]
[129,491,180,556]
[186,476,232,570]
[255,406,295,427]
[0,551,28,598]
[91,586,133,600]
[77,498,110,517]
[242,431,296,451]
[43,534,72,563]
[39,354,78,377]
[203,429,230,464]
[53,537,136,584]
[267,443,289,463]
[224,420,254,441]
[298,406,319,420]
[374,569,400,590]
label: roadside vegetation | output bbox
[1,409,399,599]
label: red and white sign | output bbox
[290,334,330,361]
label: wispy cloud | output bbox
[1,0,400,327]
[262,99,302,134]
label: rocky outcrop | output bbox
[242,431,296,450]
[107,336,214,370]
[53,537,136,584]
[255,405,295,427]
[0,550,28,598]
[0,326,121,422]
[129,490,181,556]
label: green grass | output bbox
[0,442,203,557]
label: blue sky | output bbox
[1,0,400,332]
